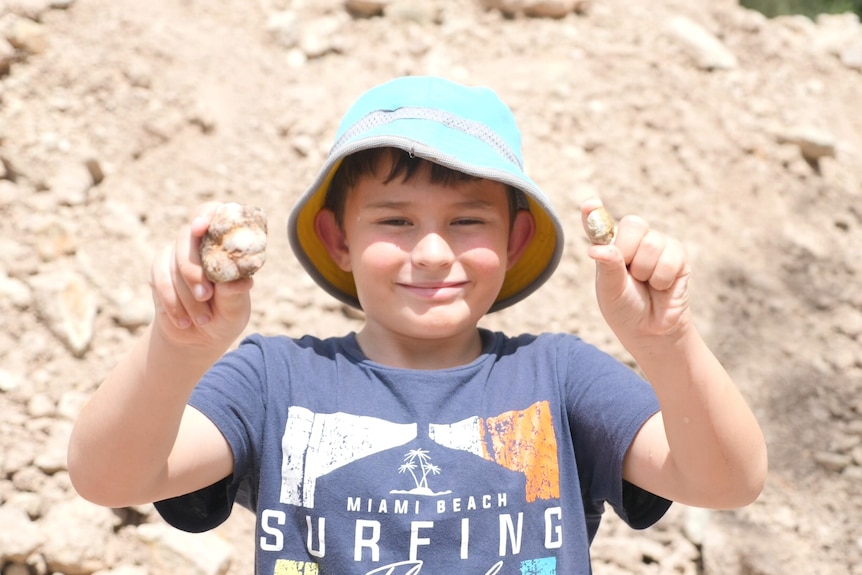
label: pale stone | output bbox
[0,504,44,561]
[299,14,346,58]
[7,17,48,54]
[776,126,837,163]
[50,160,94,206]
[40,498,118,574]
[345,0,387,18]
[266,11,299,48]
[30,270,98,358]
[667,16,738,70]
[136,523,234,575]
[0,367,24,392]
[34,420,72,474]
[200,203,268,283]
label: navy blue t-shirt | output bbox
[156,329,670,574]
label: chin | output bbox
[408,309,484,337]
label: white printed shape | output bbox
[428,416,484,457]
[280,406,417,507]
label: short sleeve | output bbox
[154,476,234,533]
[560,336,671,536]
[154,336,269,532]
[620,479,671,530]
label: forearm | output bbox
[630,326,767,507]
[68,325,222,506]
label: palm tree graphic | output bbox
[394,448,449,496]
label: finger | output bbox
[588,243,629,300]
[582,199,628,297]
[612,215,650,266]
[646,236,688,292]
[177,225,212,302]
[210,277,254,322]
[179,199,238,304]
[579,197,605,223]
[183,203,224,301]
[171,229,215,326]
[150,245,193,330]
[189,202,222,239]
[627,229,667,285]
[149,203,231,331]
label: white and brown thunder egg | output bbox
[200,203,268,283]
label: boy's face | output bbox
[316,155,534,346]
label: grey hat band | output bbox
[331,106,524,169]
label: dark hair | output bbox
[324,147,526,226]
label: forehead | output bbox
[348,165,510,209]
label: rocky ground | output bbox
[1,0,862,573]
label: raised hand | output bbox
[581,199,692,348]
[149,202,254,351]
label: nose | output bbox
[410,232,455,269]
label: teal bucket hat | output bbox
[287,76,564,312]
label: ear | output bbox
[506,210,536,270]
[314,209,352,272]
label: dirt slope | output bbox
[1,0,861,573]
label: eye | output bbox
[379,217,411,227]
[452,217,484,226]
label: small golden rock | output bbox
[585,206,616,245]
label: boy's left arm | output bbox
[581,200,768,509]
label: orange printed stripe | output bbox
[480,401,560,502]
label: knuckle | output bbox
[640,230,666,253]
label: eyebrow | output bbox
[362,198,496,210]
[362,200,410,211]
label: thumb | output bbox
[210,277,253,324]
[588,243,629,301]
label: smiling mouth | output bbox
[398,282,467,298]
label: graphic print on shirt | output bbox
[280,408,419,508]
[269,401,562,574]
[429,402,561,503]
[391,448,451,497]
[280,402,559,507]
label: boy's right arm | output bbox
[68,203,253,508]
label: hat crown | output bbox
[332,76,524,168]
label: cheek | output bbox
[463,245,506,274]
[353,239,406,272]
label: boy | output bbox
[68,76,767,574]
